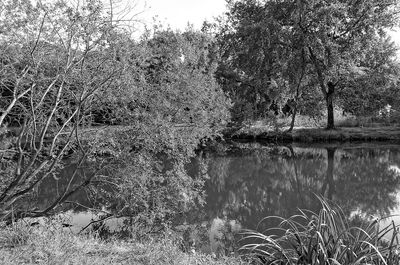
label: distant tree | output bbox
[121,27,231,136]
[338,35,399,117]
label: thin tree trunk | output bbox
[287,47,306,133]
[326,147,336,199]
[287,145,304,204]
[321,147,336,199]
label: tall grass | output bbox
[241,196,400,264]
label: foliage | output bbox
[79,152,206,234]
[91,27,231,132]
[0,0,124,221]
[77,27,232,231]
[216,0,400,128]
[0,0,231,230]
[241,196,400,264]
[214,0,291,123]
[338,37,400,117]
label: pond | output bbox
[34,142,400,255]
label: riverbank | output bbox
[0,223,246,265]
[224,125,400,143]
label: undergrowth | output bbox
[0,220,246,265]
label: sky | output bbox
[126,0,400,46]
[390,29,400,46]
[131,0,227,31]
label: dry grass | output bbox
[0,221,247,265]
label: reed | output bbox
[241,196,400,264]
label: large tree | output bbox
[295,0,400,128]
[215,0,291,122]
[0,0,231,224]
[217,0,400,129]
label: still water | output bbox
[35,142,400,255]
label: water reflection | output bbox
[181,143,400,254]
[34,143,400,255]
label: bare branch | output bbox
[0,83,33,127]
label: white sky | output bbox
[122,0,400,47]
[132,0,227,31]
[390,28,400,46]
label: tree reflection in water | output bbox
[182,143,400,254]
[31,143,400,255]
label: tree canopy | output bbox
[0,0,230,224]
[215,0,400,128]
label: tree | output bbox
[215,0,291,123]
[0,0,137,221]
[0,0,231,226]
[286,0,400,129]
[338,35,399,118]
[217,0,400,129]
[38,26,233,230]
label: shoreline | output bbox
[223,126,400,143]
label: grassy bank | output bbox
[226,126,400,143]
[0,222,247,265]
[224,111,400,143]
[2,199,400,264]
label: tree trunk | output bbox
[287,145,304,204]
[322,147,336,200]
[326,82,335,130]
[287,105,297,132]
